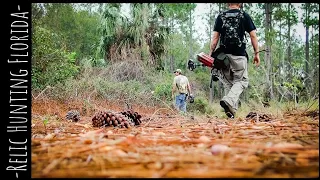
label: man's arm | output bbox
[249,30,259,54]
[187,83,191,95]
[210,14,222,56]
[209,31,220,56]
[249,30,260,66]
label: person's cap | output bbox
[174,69,182,73]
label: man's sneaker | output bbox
[220,100,235,119]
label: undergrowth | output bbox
[32,59,319,117]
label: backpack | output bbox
[220,10,245,48]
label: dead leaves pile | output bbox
[32,112,319,178]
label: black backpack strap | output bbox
[219,11,227,47]
[240,10,247,44]
[220,10,227,26]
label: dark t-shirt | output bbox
[213,9,256,56]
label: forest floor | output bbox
[31,99,319,178]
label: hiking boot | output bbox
[220,100,236,119]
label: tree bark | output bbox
[279,5,284,84]
[287,3,292,81]
[305,3,310,90]
[189,9,193,61]
[311,25,319,97]
[169,18,174,72]
[264,3,274,101]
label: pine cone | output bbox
[121,110,142,125]
[92,110,133,128]
[66,110,81,122]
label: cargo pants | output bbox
[220,54,249,112]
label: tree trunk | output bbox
[164,16,169,70]
[287,3,292,81]
[169,18,174,72]
[278,7,283,101]
[279,4,284,84]
[264,3,273,101]
[305,3,310,90]
[311,25,319,97]
[189,9,193,61]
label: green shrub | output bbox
[154,83,172,102]
[188,96,211,114]
[32,26,79,90]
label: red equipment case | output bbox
[197,52,214,68]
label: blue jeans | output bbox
[175,93,187,113]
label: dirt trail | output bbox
[31,99,319,178]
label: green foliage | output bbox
[96,4,126,60]
[147,71,173,102]
[40,4,100,58]
[73,10,101,59]
[33,3,100,59]
[97,3,171,66]
[43,117,49,126]
[189,69,211,91]
[188,95,214,114]
[154,83,172,101]
[32,3,102,89]
[282,77,303,91]
[95,78,143,100]
[32,26,79,90]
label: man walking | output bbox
[209,3,260,118]
[172,69,192,113]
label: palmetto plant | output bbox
[96,3,169,68]
[96,3,128,63]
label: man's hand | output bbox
[253,53,260,67]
